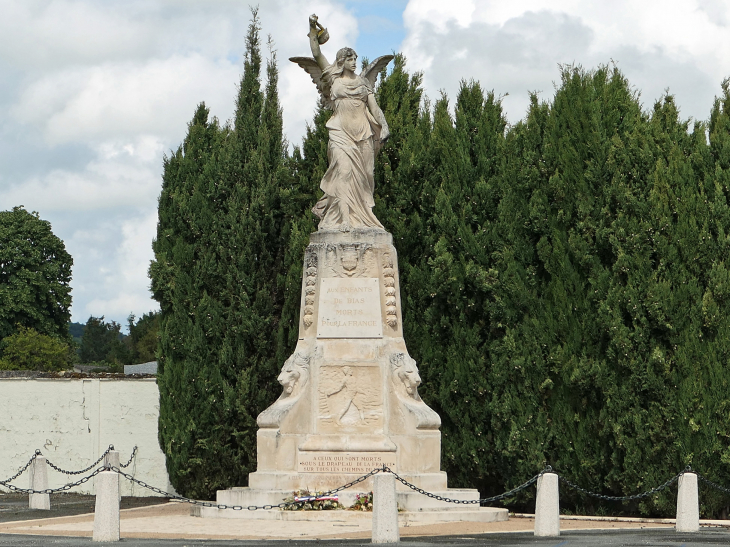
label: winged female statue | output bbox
[290,14,393,232]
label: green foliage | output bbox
[125,311,160,364]
[69,322,85,345]
[78,316,128,364]
[151,9,295,499]
[153,28,730,517]
[0,326,72,371]
[0,206,73,343]
[381,65,730,518]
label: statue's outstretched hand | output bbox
[309,14,318,28]
[380,127,390,143]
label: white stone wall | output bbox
[0,378,174,497]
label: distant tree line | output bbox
[76,312,159,370]
[152,14,730,517]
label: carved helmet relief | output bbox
[278,352,310,398]
[390,352,422,400]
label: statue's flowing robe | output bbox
[312,75,384,230]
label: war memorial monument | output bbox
[200,15,507,522]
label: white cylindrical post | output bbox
[534,472,560,537]
[105,450,121,501]
[93,470,120,542]
[29,456,50,510]
[676,472,700,533]
[372,473,399,544]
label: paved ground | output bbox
[2,494,730,546]
[1,529,730,546]
[0,493,169,523]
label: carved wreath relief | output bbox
[303,251,318,329]
[382,254,397,328]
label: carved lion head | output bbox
[278,353,310,396]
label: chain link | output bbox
[0,451,39,484]
[695,470,730,495]
[110,466,384,511]
[120,446,138,468]
[44,445,116,476]
[557,467,689,501]
[0,467,105,494]
[386,466,543,505]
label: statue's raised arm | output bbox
[289,14,393,232]
[308,14,330,71]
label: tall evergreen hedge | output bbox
[151,12,293,499]
[152,18,730,515]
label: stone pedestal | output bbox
[205,230,507,521]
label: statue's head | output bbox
[325,47,357,78]
[390,353,421,398]
[278,353,310,396]
[335,47,357,65]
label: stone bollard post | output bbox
[676,472,700,533]
[104,449,121,501]
[534,472,560,537]
[93,470,120,542]
[29,455,50,510]
[372,473,399,544]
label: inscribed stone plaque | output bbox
[317,278,382,338]
[298,452,397,473]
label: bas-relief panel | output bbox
[317,364,382,432]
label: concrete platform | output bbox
[7,500,728,541]
[192,504,508,523]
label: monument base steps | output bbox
[211,484,483,512]
[247,471,448,492]
[191,503,508,524]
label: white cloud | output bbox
[0,0,360,327]
[11,55,240,146]
[82,209,160,324]
[402,0,730,123]
[0,136,164,211]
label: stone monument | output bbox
[201,14,507,522]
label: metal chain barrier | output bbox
[0,451,39,484]
[44,445,116,476]
[0,466,105,494]
[694,469,730,495]
[385,465,545,505]
[120,446,138,468]
[111,465,383,510]
[557,466,689,501]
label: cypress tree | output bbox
[152,10,288,499]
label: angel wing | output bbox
[289,56,333,109]
[360,55,394,90]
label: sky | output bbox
[2,0,730,331]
